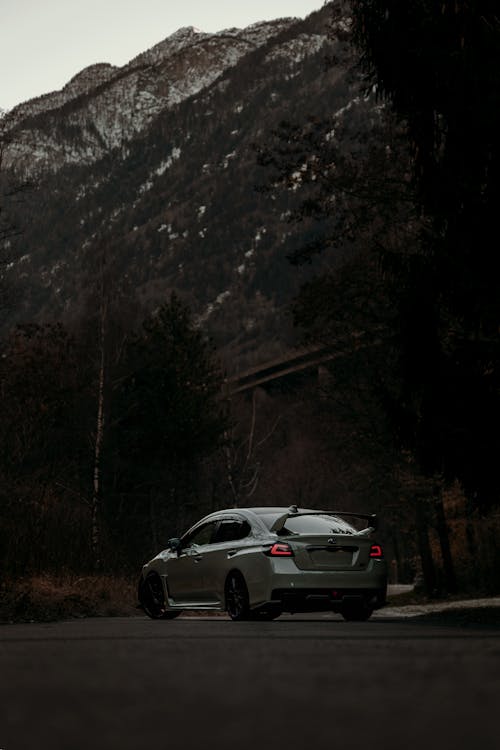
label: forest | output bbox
[1,1,499,618]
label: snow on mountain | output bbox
[4,19,298,176]
[2,4,383,368]
[267,33,327,64]
[126,26,209,67]
[7,64,119,127]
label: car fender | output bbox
[220,546,271,608]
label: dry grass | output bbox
[0,574,138,623]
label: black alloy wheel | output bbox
[225,572,251,621]
[139,573,181,620]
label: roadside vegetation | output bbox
[0,575,137,623]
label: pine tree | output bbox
[351,1,500,510]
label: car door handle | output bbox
[227,549,238,558]
[193,555,203,563]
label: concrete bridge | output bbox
[224,342,338,395]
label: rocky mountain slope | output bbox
[2,2,385,371]
[6,21,296,174]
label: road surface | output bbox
[1,614,498,750]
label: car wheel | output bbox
[341,603,373,622]
[225,572,251,621]
[139,573,181,620]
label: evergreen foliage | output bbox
[0,298,226,574]
[351,1,500,510]
[108,293,226,557]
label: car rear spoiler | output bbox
[270,507,378,533]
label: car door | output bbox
[166,520,218,603]
[201,517,253,604]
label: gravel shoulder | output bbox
[382,585,500,627]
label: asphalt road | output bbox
[1,614,499,750]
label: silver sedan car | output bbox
[138,506,387,621]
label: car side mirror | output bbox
[167,537,181,553]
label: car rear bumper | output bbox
[249,558,387,612]
[268,586,387,613]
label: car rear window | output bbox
[260,513,355,535]
[282,515,355,535]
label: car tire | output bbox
[139,573,181,620]
[225,572,251,621]
[341,603,373,622]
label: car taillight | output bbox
[266,543,293,557]
[369,544,383,559]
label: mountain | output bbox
[5,21,296,174]
[2,1,385,372]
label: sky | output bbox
[1,0,324,112]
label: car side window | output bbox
[183,521,217,548]
[212,519,251,544]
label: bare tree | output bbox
[86,247,131,570]
[223,389,281,507]
[90,255,107,570]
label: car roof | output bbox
[184,508,272,535]
[248,507,308,514]
[195,507,303,520]
[185,507,359,536]
[196,507,341,523]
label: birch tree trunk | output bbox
[91,279,107,570]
